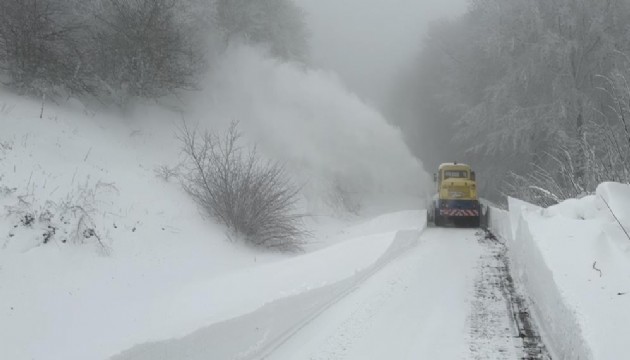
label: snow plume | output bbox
[192,45,429,214]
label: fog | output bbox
[386,0,630,204]
[186,1,472,211]
[296,0,468,107]
[191,45,428,214]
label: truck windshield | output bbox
[443,170,468,179]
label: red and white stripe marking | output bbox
[440,209,479,217]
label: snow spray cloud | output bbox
[195,45,429,212]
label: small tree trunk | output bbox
[575,110,586,187]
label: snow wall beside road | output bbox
[489,183,630,360]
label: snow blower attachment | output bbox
[427,162,487,228]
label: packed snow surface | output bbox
[266,228,523,360]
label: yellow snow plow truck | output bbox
[427,163,486,228]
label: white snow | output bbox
[0,96,422,358]
[114,228,424,360]
[0,44,429,360]
[489,183,630,360]
[265,229,493,360]
[0,90,283,360]
[141,230,404,341]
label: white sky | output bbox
[295,0,468,108]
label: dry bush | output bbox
[154,164,181,182]
[506,69,630,207]
[3,179,115,252]
[0,0,89,95]
[58,180,117,249]
[326,177,362,215]
[215,0,309,62]
[92,0,204,100]
[179,121,307,251]
[505,151,585,207]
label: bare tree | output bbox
[390,0,630,204]
[0,0,89,95]
[91,0,204,100]
[179,121,308,251]
[504,66,630,206]
[215,0,309,62]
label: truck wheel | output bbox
[434,209,442,227]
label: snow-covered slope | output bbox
[0,89,286,360]
[0,45,428,360]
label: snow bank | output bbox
[138,230,405,341]
[488,183,630,360]
[487,205,510,241]
[112,228,423,360]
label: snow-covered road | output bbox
[265,228,544,360]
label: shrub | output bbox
[154,164,181,182]
[180,121,307,251]
[0,0,89,95]
[215,0,309,62]
[91,0,204,100]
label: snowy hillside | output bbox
[0,90,276,359]
[0,45,428,360]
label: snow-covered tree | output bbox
[215,0,309,61]
[90,0,204,100]
[0,0,88,95]
[390,0,630,204]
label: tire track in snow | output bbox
[266,228,550,360]
[470,230,550,360]
[266,229,483,360]
[307,275,405,360]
